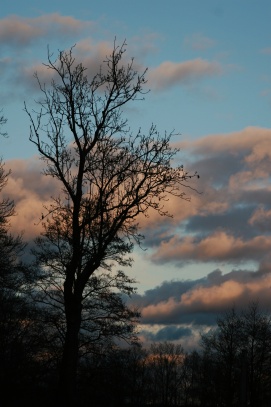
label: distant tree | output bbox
[147,342,185,406]
[0,117,26,344]
[201,308,242,406]
[180,350,204,407]
[201,303,271,407]
[77,343,148,407]
[0,116,40,403]
[241,303,271,407]
[25,40,198,406]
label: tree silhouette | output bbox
[25,40,198,406]
[201,303,271,407]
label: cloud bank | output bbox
[5,125,271,349]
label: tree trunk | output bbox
[58,297,82,407]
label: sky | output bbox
[1,0,271,349]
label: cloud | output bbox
[149,58,222,91]
[140,325,192,342]
[150,232,271,265]
[0,14,96,100]
[4,125,271,350]
[14,38,148,99]
[0,16,42,46]
[249,206,271,231]
[132,267,271,331]
[13,40,114,94]
[0,14,93,46]
[4,126,271,271]
[180,126,271,159]
[4,158,61,240]
[129,126,271,345]
[138,126,271,267]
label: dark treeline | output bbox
[2,268,271,407]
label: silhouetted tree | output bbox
[25,40,198,405]
[202,308,242,406]
[201,303,271,407]
[0,118,41,404]
[241,303,271,407]
[180,350,203,406]
[146,342,185,406]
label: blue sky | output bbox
[1,0,271,348]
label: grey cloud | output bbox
[185,205,257,239]
[131,278,205,308]
[141,325,192,342]
[189,153,245,187]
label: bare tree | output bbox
[25,41,198,406]
[147,342,185,406]
[201,303,271,407]
[0,115,38,403]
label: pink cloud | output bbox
[142,297,178,320]
[140,271,271,323]
[0,14,92,46]
[19,39,145,95]
[178,126,271,196]
[4,158,61,239]
[151,232,271,264]
[4,125,271,268]
[180,126,271,156]
[149,58,222,90]
[0,17,42,45]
